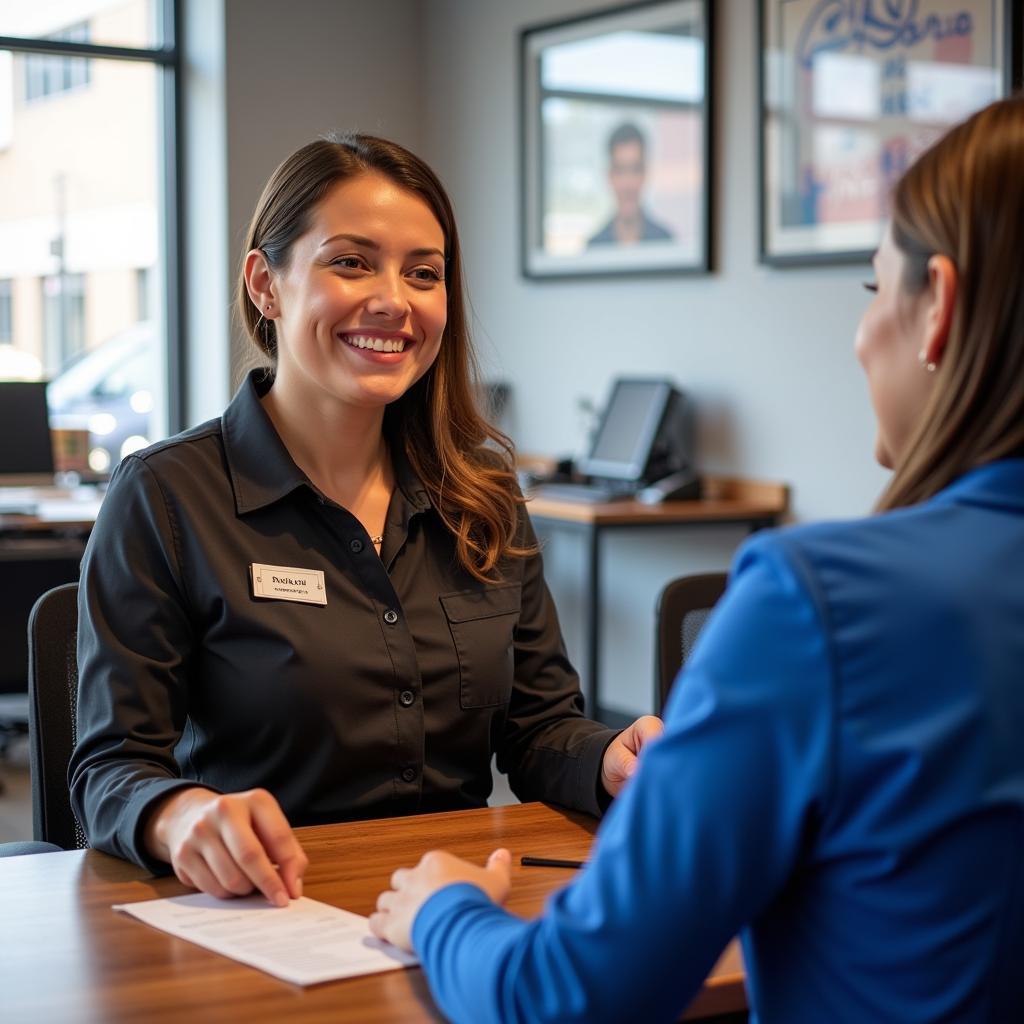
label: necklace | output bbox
[370,535,383,545]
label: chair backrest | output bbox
[27,582,87,850]
[655,572,728,715]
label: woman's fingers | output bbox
[201,825,259,897]
[214,791,304,906]
[173,842,234,900]
[247,790,308,901]
[161,788,305,907]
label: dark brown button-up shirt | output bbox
[70,372,615,870]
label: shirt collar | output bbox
[929,458,1024,513]
[221,370,313,515]
[222,369,435,519]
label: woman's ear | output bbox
[244,249,275,314]
[920,254,957,369]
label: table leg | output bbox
[584,522,600,718]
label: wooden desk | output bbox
[1,802,745,1022]
[527,476,789,719]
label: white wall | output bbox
[420,0,890,717]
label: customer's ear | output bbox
[919,254,957,369]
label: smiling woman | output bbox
[246,172,449,452]
[238,136,525,580]
[69,133,662,905]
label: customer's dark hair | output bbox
[237,134,532,580]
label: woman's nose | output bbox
[365,269,409,320]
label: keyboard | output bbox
[530,482,634,504]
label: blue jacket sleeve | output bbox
[412,534,836,1024]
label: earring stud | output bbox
[917,350,937,372]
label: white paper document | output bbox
[113,894,418,986]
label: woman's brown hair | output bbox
[237,134,532,581]
[879,95,1024,511]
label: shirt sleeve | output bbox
[413,532,835,1024]
[497,510,617,817]
[69,454,215,871]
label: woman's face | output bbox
[269,172,447,412]
[854,226,933,469]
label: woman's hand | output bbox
[601,714,664,798]
[143,787,308,907]
[369,848,512,952]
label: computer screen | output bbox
[0,380,55,485]
[579,379,674,482]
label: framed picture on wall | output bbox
[520,0,713,279]
[760,0,1022,265]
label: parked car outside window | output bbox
[47,320,155,476]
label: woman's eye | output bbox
[409,267,443,283]
[330,256,365,270]
[862,281,878,293]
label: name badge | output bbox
[250,563,327,606]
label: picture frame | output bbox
[520,0,713,280]
[760,0,1023,266]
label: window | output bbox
[0,279,11,343]
[0,1,180,477]
[24,23,91,102]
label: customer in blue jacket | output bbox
[368,96,1024,1023]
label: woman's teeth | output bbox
[343,334,406,353]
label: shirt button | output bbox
[399,689,415,707]
[401,767,417,783]
[349,538,364,553]
[383,609,399,625]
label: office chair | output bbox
[27,581,88,850]
[654,572,728,715]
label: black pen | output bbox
[520,855,585,869]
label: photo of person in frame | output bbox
[587,121,675,247]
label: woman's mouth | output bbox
[339,333,408,353]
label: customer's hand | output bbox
[143,786,308,907]
[601,715,664,798]
[369,848,512,952]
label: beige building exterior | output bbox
[0,0,158,377]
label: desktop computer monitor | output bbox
[578,378,693,484]
[0,380,55,486]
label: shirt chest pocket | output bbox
[440,584,522,709]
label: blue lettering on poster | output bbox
[796,0,973,69]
